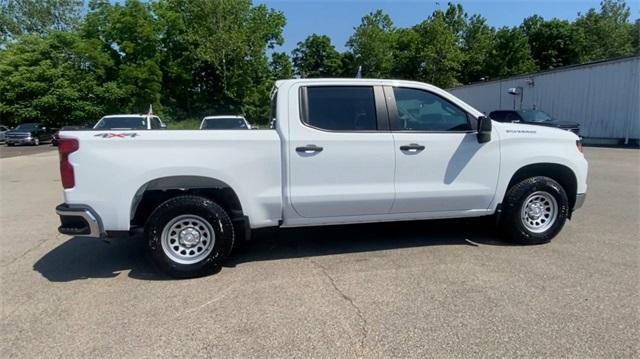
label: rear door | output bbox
[387,86,500,213]
[287,85,395,218]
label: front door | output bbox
[288,85,395,218]
[388,86,500,213]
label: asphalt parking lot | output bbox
[0,143,56,158]
[0,147,638,358]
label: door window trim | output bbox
[384,86,477,133]
[299,85,390,133]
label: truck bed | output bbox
[60,130,283,231]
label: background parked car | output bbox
[489,109,580,136]
[93,114,166,130]
[5,123,53,146]
[200,116,251,130]
[0,125,10,143]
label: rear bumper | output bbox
[573,193,586,211]
[56,203,104,238]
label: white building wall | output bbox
[449,56,640,141]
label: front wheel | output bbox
[500,176,569,245]
[145,195,235,278]
[32,138,40,146]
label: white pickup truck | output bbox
[56,79,588,277]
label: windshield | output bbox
[518,110,553,122]
[201,118,248,129]
[94,117,147,129]
[14,123,40,131]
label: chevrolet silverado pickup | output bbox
[56,79,588,278]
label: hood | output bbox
[494,121,579,141]
[6,129,35,135]
[538,119,580,128]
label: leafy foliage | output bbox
[575,0,634,61]
[0,0,637,127]
[292,34,342,78]
[0,0,82,43]
[346,10,397,78]
[522,16,584,70]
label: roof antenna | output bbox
[355,66,362,79]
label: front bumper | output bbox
[573,193,587,211]
[56,203,104,238]
[6,137,35,145]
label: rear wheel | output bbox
[500,176,569,245]
[145,195,235,278]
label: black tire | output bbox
[500,176,569,245]
[145,195,235,278]
[7,143,14,147]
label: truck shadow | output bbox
[33,218,511,282]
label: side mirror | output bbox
[160,123,167,129]
[477,116,492,143]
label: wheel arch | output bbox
[505,163,578,212]
[130,175,245,227]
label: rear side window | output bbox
[303,86,377,131]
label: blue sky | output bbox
[257,0,640,53]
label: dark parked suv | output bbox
[489,110,580,136]
[5,123,54,146]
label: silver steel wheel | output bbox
[520,191,558,233]
[160,214,215,265]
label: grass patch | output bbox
[165,118,201,130]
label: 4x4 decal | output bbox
[94,133,138,138]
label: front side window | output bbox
[304,86,377,131]
[150,117,161,129]
[393,88,471,131]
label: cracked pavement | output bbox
[1,148,639,358]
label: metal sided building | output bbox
[449,56,640,144]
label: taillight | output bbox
[576,139,583,153]
[58,138,79,188]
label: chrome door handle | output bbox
[399,143,425,152]
[296,144,323,153]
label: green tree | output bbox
[522,15,583,69]
[575,0,634,61]
[441,2,467,38]
[81,0,162,114]
[460,14,495,83]
[390,27,420,80]
[269,51,293,80]
[488,26,536,77]
[154,0,285,123]
[346,10,396,78]
[291,34,342,78]
[0,32,106,126]
[632,19,640,54]
[0,0,82,43]
[411,9,465,87]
